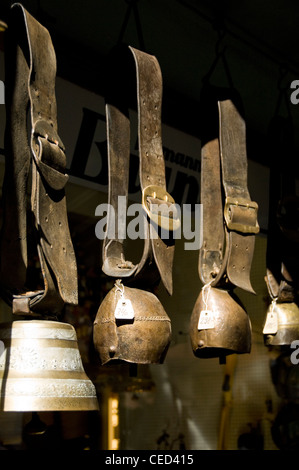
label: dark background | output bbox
[1,0,299,174]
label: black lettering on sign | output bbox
[171,170,199,207]
[68,107,200,207]
[69,107,107,185]
[163,145,200,173]
[290,80,299,105]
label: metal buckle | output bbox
[224,196,259,234]
[142,185,180,231]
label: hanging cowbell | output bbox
[93,281,171,365]
[263,300,299,347]
[93,45,176,366]
[0,320,99,412]
[189,98,258,361]
[189,286,251,359]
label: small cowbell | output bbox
[189,285,252,360]
[263,300,299,347]
[93,281,171,365]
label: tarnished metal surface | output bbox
[264,301,299,347]
[0,320,99,411]
[93,282,171,365]
[189,286,251,359]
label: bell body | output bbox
[0,320,99,411]
[264,301,299,347]
[189,286,251,359]
[93,284,171,365]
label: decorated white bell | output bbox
[0,320,99,412]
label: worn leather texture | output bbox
[0,4,78,317]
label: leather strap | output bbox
[0,4,77,317]
[199,99,259,293]
[265,115,299,302]
[102,45,177,295]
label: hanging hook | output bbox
[202,24,234,89]
[277,64,288,91]
[215,27,226,57]
[274,64,292,119]
[117,0,145,51]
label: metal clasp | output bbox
[224,196,259,234]
[142,185,180,231]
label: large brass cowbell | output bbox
[0,320,99,411]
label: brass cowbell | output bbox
[0,320,99,412]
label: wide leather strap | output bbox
[199,99,259,293]
[102,45,177,295]
[265,115,299,303]
[0,4,77,317]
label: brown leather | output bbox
[94,45,176,365]
[191,98,258,360]
[102,45,176,295]
[199,100,259,292]
[263,115,299,345]
[0,4,77,317]
[265,115,299,303]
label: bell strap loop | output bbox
[199,99,259,293]
[0,4,77,317]
[265,114,299,303]
[102,45,177,295]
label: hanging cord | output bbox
[274,65,293,119]
[202,26,234,89]
[201,280,213,310]
[117,0,145,51]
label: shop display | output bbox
[93,45,177,365]
[0,3,98,411]
[0,0,297,451]
[190,99,259,361]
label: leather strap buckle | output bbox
[224,196,259,234]
[142,185,180,231]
